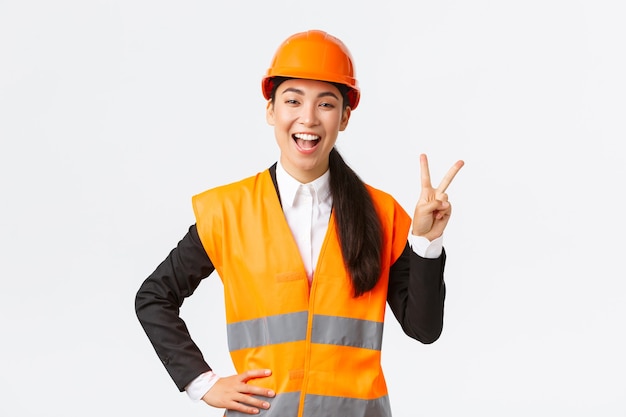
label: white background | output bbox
[1,1,625,416]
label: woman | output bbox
[136,29,463,417]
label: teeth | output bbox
[294,133,320,141]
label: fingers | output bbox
[230,373,275,415]
[202,369,275,415]
[414,155,461,239]
[420,154,432,189]
[435,202,452,220]
[239,382,275,398]
[422,198,450,217]
[240,369,272,383]
[234,392,273,414]
[238,369,275,399]
[412,198,452,239]
[421,154,464,193]
[436,159,464,193]
[227,393,271,415]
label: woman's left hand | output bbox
[412,154,464,241]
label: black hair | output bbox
[269,77,383,297]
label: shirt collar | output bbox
[276,161,332,208]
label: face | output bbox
[266,78,351,183]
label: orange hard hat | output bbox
[261,30,360,109]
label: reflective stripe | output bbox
[225,392,301,417]
[227,311,308,351]
[225,392,391,417]
[228,312,384,352]
[311,315,383,350]
[303,394,391,417]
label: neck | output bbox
[279,159,328,184]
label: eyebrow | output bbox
[281,87,339,100]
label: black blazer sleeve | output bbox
[135,224,215,391]
[387,243,447,344]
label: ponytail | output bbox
[329,149,383,297]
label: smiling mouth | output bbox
[293,133,321,150]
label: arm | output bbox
[387,243,446,344]
[136,224,277,414]
[387,154,463,342]
[135,224,214,391]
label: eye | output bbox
[285,98,300,105]
[319,102,336,109]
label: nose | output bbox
[299,103,319,126]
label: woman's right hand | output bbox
[202,369,276,414]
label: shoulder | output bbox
[364,183,411,225]
[193,170,271,203]
[364,183,402,210]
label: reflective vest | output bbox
[192,169,411,417]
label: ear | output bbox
[265,100,275,126]
[339,107,351,131]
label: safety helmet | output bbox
[261,30,360,109]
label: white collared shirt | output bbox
[185,162,443,401]
[276,162,333,282]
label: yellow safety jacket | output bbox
[192,168,411,417]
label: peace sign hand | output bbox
[412,154,464,241]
